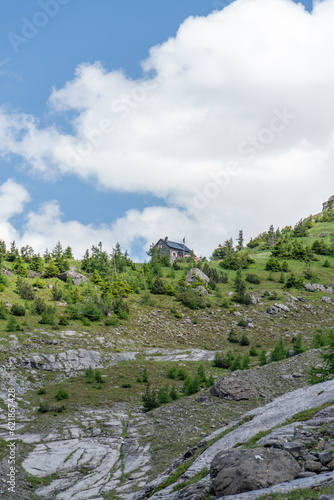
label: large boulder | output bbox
[210,447,301,496]
[186,268,210,285]
[305,283,333,294]
[210,377,258,401]
[58,271,89,286]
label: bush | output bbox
[292,334,305,355]
[237,319,248,328]
[113,297,129,320]
[0,301,8,320]
[284,273,304,289]
[158,385,171,405]
[183,375,201,396]
[11,303,26,316]
[6,316,19,332]
[309,330,334,384]
[240,333,250,346]
[37,388,46,395]
[242,352,251,370]
[51,282,63,301]
[270,337,287,362]
[151,277,167,295]
[39,306,56,325]
[16,277,35,300]
[249,345,258,356]
[142,385,160,412]
[230,353,242,371]
[246,274,261,284]
[169,386,179,401]
[228,329,239,343]
[177,367,188,380]
[122,383,132,389]
[32,297,46,315]
[55,388,69,401]
[82,301,103,322]
[312,329,331,348]
[105,315,120,327]
[167,365,178,379]
[265,257,281,272]
[213,352,225,368]
[177,287,206,310]
[259,349,267,366]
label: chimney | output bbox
[165,236,168,242]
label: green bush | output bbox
[113,297,129,319]
[151,277,167,295]
[230,353,242,371]
[105,315,120,327]
[249,345,258,356]
[0,302,8,320]
[32,297,46,315]
[16,277,35,300]
[259,349,267,366]
[213,352,225,368]
[51,282,63,301]
[169,386,180,401]
[11,303,26,316]
[158,385,172,405]
[183,375,201,396]
[309,330,334,384]
[55,388,69,401]
[82,301,103,322]
[142,385,160,412]
[246,274,261,284]
[240,333,250,346]
[167,365,178,379]
[228,329,239,343]
[242,352,251,370]
[237,319,248,328]
[39,306,56,325]
[271,337,287,362]
[6,316,19,332]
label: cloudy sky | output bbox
[0,0,331,261]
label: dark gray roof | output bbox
[165,240,191,253]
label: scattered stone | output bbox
[267,306,279,315]
[322,296,332,304]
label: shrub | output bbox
[183,375,201,396]
[259,349,267,366]
[292,334,305,355]
[221,350,234,369]
[230,353,242,371]
[249,345,258,356]
[11,303,26,316]
[309,330,334,384]
[32,278,45,289]
[221,298,230,308]
[213,352,225,368]
[55,388,69,401]
[82,301,103,322]
[142,368,149,383]
[37,388,46,395]
[228,329,239,343]
[105,315,120,327]
[197,364,207,385]
[142,385,160,412]
[169,386,180,401]
[284,273,304,289]
[246,274,261,284]
[177,367,188,380]
[32,297,46,315]
[122,383,132,389]
[16,277,35,300]
[242,352,251,370]
[113,297,129,320]
[51,282,63,301]
[167,365,178,379]
[6,316,19,332]
[151,277,167,295]
[0,301,8,320]
[270,337,287,362]
[240,333,250,346]
[312,329,331,348]
[158,385,171,405]
[265,257,281,272]
[237,319,248,328]
[323,259,331,268]
[40,306,56,325]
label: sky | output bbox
[0,0,331,261]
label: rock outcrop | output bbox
[186,268,209,285]
[210,447,301,496]
[58,271,89,285]
[210,377,258,400]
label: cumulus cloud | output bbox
[0,0,334,256]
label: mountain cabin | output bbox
[155,237,192,261]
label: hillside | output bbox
[0,202,334,499]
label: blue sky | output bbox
[0,0,331,261]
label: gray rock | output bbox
[174,477,211,499]
[319,452,333,466]
[305,283,333,294]
[267,306,279,315]
[305,460,322,472]
[186,268,210,285]
[58,271,89,285]
[322,296,332,304]
[274,303,290,313]
[210,377,258,401]
[210,447,301,496]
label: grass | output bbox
[257,484,334,499]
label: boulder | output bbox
[58,271,89,286]
[174,477,211,500]
[274,303,290,313]
[186,268,210,285]
[210,447,301,497]
[210,377,258,401]
[305,283,334,294]
[267,306,279,315]
[322,296,332,304]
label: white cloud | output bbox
[0,0,334,256]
